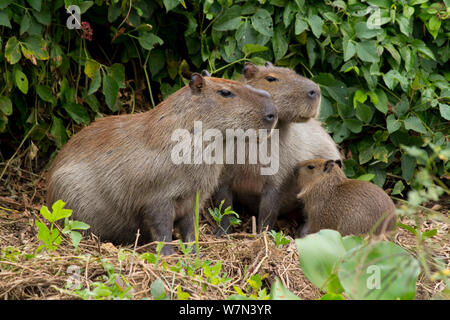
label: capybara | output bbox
[295,159,396,236]
[47,73,278,254]
[203,63,341,234]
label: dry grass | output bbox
[0,163,448,300]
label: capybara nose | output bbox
[307,83,320,99]
[265,113,276,122]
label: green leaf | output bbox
[426,15,441,39]
[272,25,288,61]
[88,69,101,95]
[338,241,421,300]
[22,36,49,60]
[353,90,367,107]
[383,70,408,91]
[69,231,82,248]
[270,278,301,300]
[386,114,401,133]
[85,94,100,113]
[404,116,427,134]
[401,154,416,182]
[50,116,67,149]
[27,0,41,11]
[0,96,13,116]
[355,173,375,181]
[138,32,164,51]
[242,44,268,56]
[32,7,51,25]
[0,1,13,9]
[108,63,125,89]
[355,22,380,39]
[162,0,179,12]
[20,14,31,35]
[213,5,241,32]
[294,15,308,35]
[344,119,362,133]
[343,38,355,61]
[0,9,11,28]
[251,8,273,36]
[36,85,57,105]
[5,37,21,64]
[64,103,90,125]
[392,180,405,195]
[150,278,166,300]
[14,70,29,94]
[51,200,73,221]
[103,75,119,111]
[393,96,409,117]
[355,103,373,123]
[355,41,379,63]
[373,89,388,114]
[320,293,345,300]
[422,229,437,241]
[84,60,101,79]
[439,104,450,120]
[295,229,346,293]
[308,14,323,38]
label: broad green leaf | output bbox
[344,119,362,133]
[355,22,381,39]
[5,37,21,64]
[270,278,301,300]
[27,0,41,11]
[355,173,375,181]
[439,103,450,120]
[242,44,267,56]
[150,278,166,300]
[20,14,31,35]
[32,7,51,25]
[386,114,401,133]
[355,41,379,62]
[404,116,427,134]
[296,229,346,293]
[294,14,308,35]
[162,0,179,12]
[251,8,273,36]
[51,199,73,221]
[88,69,101,95]
[148,49,165,76]
[392,180,405,195]
[108,63,125,88]
[84,60,100,79]
[355,103,373,123]
[383,70,408,91]
[69,231,82,248]
[64,103,90,125]
[138,32,164,51]
[14,70,29,94]
[102,75,119,111]
[353,90,367,107]
[213,5,241,32]
[22,36,49,60]
[36,85,57,105]
[373,88,388,114]
[320,293,345,300]
[85,94,100,113]
[308,14,323,38]
[50,116,67,149]
[272,25,288,61]
[343,38,355,61]
[0,96,12,115]
[0,0,13,9]
[338,241,421,300]
[0,9,11,28]
[401,154,416,182]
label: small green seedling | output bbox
[268,230,290,247]
[36,200,90,252]
[208,200,241,235]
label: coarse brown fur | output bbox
[46,74,277,254]
[296,159,396,237]
[205,63,341,233]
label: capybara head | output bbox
[240,62,321,123]
[296,159,343,190]
[188,73,278,132]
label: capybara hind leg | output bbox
[142,202,175,255]
[257,187,280,233]
[177,211,196,243]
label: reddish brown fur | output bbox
[46,75,277,254]
[296,159,396,236]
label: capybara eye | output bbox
[265,76,278,82]
[307,165,315,170]
[217,89,234,98]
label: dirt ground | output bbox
[0,162,448,300]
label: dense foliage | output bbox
[0,0,448,192]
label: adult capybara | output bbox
[203,63,341,234]
[296,159,396,237]
[47,73,277,254]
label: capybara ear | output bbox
[189,73,205,94]
[335,159,343,168]
[243,62,258,79]
[324,159,335,173]
[265,61,274,68]
[201,70,210,77]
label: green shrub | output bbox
[0,0,448,190]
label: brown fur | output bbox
[296,159,396,236]
[46,74,277,254]
[208,63,341,233]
